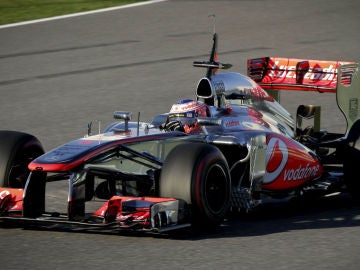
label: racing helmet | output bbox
[168,99,208,126]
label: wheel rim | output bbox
[204,163,228,214]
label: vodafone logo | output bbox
[264,137,288,184]
[283,163,320,181]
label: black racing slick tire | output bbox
[344,120,360,199]
[0,130,44,188]
[344,149,360,199]
[159,143,231,228]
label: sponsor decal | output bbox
[283,163,320,181]
[268,61,337,81]
[213,80,225,92]
[78,140,96,145]
[249,86,273,101]
[225,120,240,128]
[264,137,288,184]
[349,98,358,121]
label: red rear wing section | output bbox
[248,57,354,93]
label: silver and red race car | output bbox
[0,33,359,233]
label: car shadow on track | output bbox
[166,193,360,240]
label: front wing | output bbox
[0,188,190,233]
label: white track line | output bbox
[0,0,168,29]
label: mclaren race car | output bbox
[0,33,359,233]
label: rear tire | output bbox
[0,131,44,188]
[344,148,360,199]
[344,120,360,199]
[159,143,231,228]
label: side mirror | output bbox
[113,111,132,132]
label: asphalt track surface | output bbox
[0,0,360,269]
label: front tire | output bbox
[159,143,231,228]
[0,130,44,188]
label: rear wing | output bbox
[248,57,360,136]
[247,57,354,93]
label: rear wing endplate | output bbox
[337,63,360,136]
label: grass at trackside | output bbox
[0,0,144,25]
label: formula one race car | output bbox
[0,33,359,233]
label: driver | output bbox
[160,99,209,134]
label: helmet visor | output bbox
[168,113,196,125]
